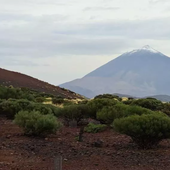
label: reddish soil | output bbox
[1,116,170,170]
[0,68,83,99]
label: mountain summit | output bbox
[132,45,159,53]
[60,46,170,98]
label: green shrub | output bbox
[0,100,22,118]
[63,100,74,106]
[125,105,153,116]
[58,104,90,125]
[161,103,170,116]
[45,104,62,117]
[84,123,107,133]
[97,106,118,124]
[78,100,89,104]
[131,98,164,111]
[52,98,64,104]
[113,113,170,149]
[33,103,52,115]
[14,110,62,136]
[97,104,153,124]
[87,98,118,119]
[0,99,57,119]
[0,85,35,101]
[35,97,45,103]
[94,94,122,101]
[122,100,134,105]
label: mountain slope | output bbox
[60,45,170,98]
[146,95,170,102]
[0,68,83,99]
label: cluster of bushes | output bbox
[97,103,158,124]
[2,84,170,149]
[94,94,122,101]
[0,85,65,104]
[0,86,35,101]
[89,95,170,149]
[130,98,164,111]
[0,99,60,119]
[105,98,170,149]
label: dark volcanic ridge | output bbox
[0,68,84,99]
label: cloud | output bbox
[0,13,170,59]
[83,7,120,11]
[0,0,170,85]
[1,58,41,66]
[149,0,169,4]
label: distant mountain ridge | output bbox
[0,68,83,99]
[147,95,170,102]
[60,45,170,98]
[113,93,170,102]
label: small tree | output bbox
[58,104,90,126]
[113,113,170,149]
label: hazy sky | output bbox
[0,0,170,85]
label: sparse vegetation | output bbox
[52,97,64,104]
[84,123,107,133]
[2,83,170,151]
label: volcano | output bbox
[60,45,170,98]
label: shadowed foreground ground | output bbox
[0,116,170,170]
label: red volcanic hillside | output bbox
[0,68,83,99]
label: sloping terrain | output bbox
[147,95,170,102]
[0,68,83,99]
[60,45,170,98]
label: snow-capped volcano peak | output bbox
[125,45,160,55]
[141,45,158,53]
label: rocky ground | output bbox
[1,116,170,170]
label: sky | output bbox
[0,0,170,85]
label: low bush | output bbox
[0,99,59,119]
[131,98,164,111]
[161,103,170,116]
[97,106,118,124]
[14,110,62,136]
[97,104,153,124]
[52,98,64,104]
[35,97,46,103]
[84,123,107,133]
[113,113,170,149]
[94,94,122,101]
[0,85,35,101]
[87,98,118,119]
